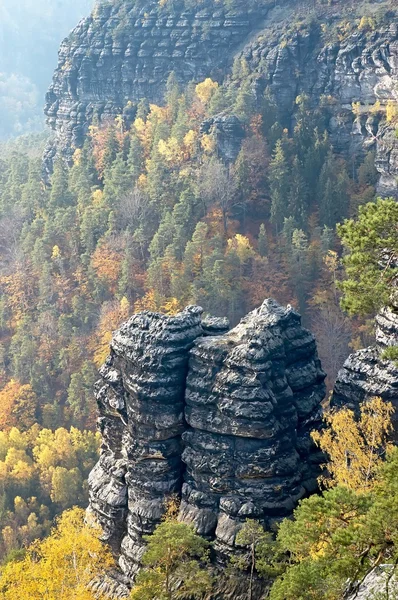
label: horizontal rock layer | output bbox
[180,299,325,558]
[45,0,398,193]
[43,0,270,173]
[332,304,398,429]
[88,299,326,595]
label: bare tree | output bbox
[197,159,238,235]
[312,304,351,391]
[117,185,150,231]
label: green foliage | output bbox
[269,448,398,600]
[130,520,212,600]
[337,198,398,316]
[0,53,377,433]
[381,345,398,365]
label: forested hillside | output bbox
[0,0,397,594]
[0,0,93,137]
[0,71,383,437]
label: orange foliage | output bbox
[0,265,35,326]
[91,242,123,294]
[246,256,294,308]
[90,298,130,367]
[0,380,37,430]
[134,289,159,313]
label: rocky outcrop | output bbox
[332,301,398,427]
[346,565,397,600]
[45,0,398,194]
[240,16,398,195]
[43,0,272,173]
[88,299,326,597]
[88,306,203,579]
[180,300,325,559]
[200,114,245,163]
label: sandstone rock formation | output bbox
[332,301,398,428]
[45,0,398,194]
[88,299,326,596]
[43,0,270,173]
[239,16,398,196]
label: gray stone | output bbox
[88,299,326,595]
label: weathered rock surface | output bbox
[181,299,325,559]
[43,0,271,174]
[88,305,203,579]
[239,15,398,195]
[88,299,326,596]
[332,302,398,427]
[346,565,397,600]
[45,0,398,193]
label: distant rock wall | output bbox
[88,299,326,597]
[45,0,398,195]
[240,19,398,195]
[43,0,270,174]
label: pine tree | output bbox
[318,151,349,228]
[269,140,290,233]
[50,158,74,209]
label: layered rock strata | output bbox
[45,0,398,194]
[332,302,398,426]
[88,299,326,593]
[88,306,203,579]
[180,299,326,558]
[44,0,271,172]
[240,16,398,195]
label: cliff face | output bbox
[43,0,270,171]
[45,0,398,194]
[238,16,398,195]
[88,299,326,598]
[332,300,398,427]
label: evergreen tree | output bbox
[131,520,212,600]
[257,224,267,257]
[50,158,74,209]
[269,140,290,233]
[318,151,349,228]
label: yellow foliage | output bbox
[324,250,338,273]
[183,129,198,156]
[0,508,113,600]
[91,242,122,292]
[161,297,183,315]
[201,133,216,155]
[0,380,37,431]
[134,289,159,313]
[92,189,104,206]
[352,101,361,117]
[137,173,147,188]
[370,100,382,115]
[158,137,184,164]
[51,245,61,260]
[134,117,153,156]
[73,149,82,166]
[358,15,376,31]
[162,494,181,521]
[195,78,219,105]
[312,396,394,491]
[386,99,398,123]
[227,234,255,264]
[91,298,130,367]
[149,104,168,123]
